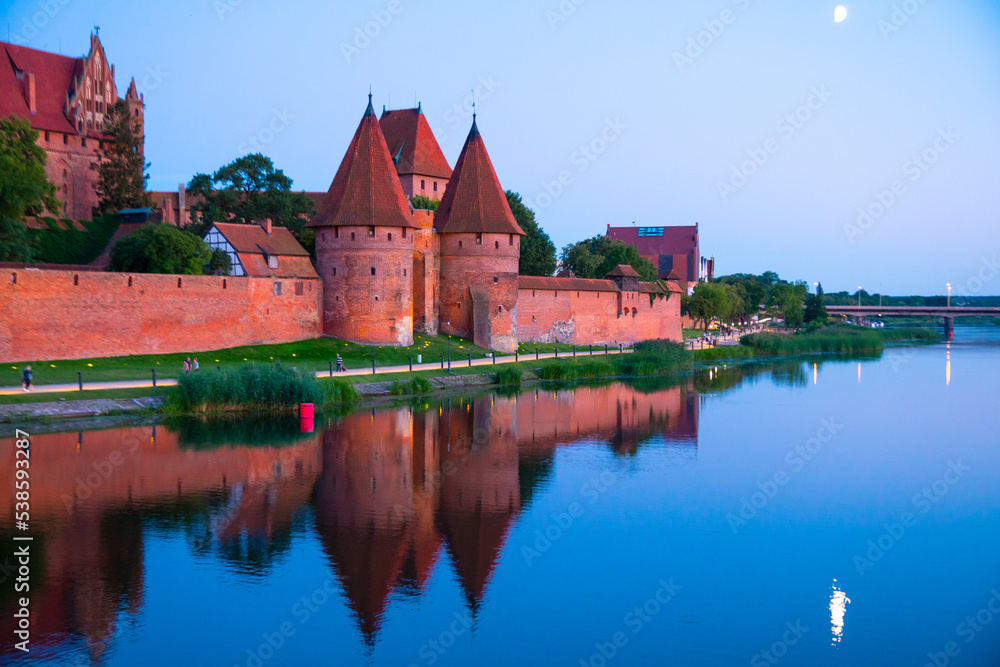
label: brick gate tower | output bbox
[434,116,525,353]
[309,95,419,346]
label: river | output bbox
[1,326,998,665]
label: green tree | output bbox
[186,154,315,238]
[560,235,657,281]
[0,114,60,261]
[207,248,233,276]
[109,223,211,274]
[690,282,732,330]
[93,99,152,214]
[409,195,439,211]
[804,282,829,325]
[506,191,556,276]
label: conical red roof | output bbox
[434,118,524,236]
[379,107,452,180]
[309,96,418,229]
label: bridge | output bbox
[826,305,1000,335]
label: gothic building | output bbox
[0,32,143,220]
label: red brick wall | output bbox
[517,284,681,346]
[0,269,321,363]
[314,224,415,346]
[411,210,439,335]
[438,233,520,352]
[38,131,101,220]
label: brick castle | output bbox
[308,95,682,353]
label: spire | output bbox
[309,96,417,228]
[125,77,139,100]
[434,118,524,235]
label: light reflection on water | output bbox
[0,326,998,666]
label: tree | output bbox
[804,282,829,325]
[109,223,211,274]
[93,99,152,214]
[186,154,315,238]
[506,191,556,276]
[409,195,439,211]
[560,235,657,281]
[0,114,59,261]
[207,248,233,276]
[690,282,732,330]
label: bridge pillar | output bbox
[944,316,954,339]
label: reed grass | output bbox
[166,362,322,413]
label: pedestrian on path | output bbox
[21,365,32,392]
[336,354,345,372]
[192,358,199,371]
[184,358,191,374]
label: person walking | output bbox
[336,353,345,372]
[184,358,191,374]
[21,365,32,392]
[192,358,199,371]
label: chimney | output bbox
[261,219,272,236]
[177,183,186,210]
[25,74,36,113]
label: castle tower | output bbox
[434,116,525,352]
[124,77,144,157]
[379,104,452,201]
[308,95,419,346]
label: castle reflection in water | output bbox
[0,381,698,660]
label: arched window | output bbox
[495,241,499,249]
[387,232,393,241]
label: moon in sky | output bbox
[834,5,848,22]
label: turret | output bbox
[308,95,418,346]
[434,116,524,352]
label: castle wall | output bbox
[37,131,101,220]
[314,224,415,346]
[516,283,681,346]
[438,233,520,352]
[411,210,439,335]
[0,269,321,363]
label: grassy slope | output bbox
[2,334,593,387]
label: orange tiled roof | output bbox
[433,118,524,236]
[309,96,418,229]
[212,222,309,257]
[379,107,452,180]
[0,41,80,134]
[239,254,318,280]
[518,276,620,292]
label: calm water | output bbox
[2,327,1000,666]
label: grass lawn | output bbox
[2,334,604,388]
[683,328,703,340]
[0,386,171,406]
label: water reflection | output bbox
[0,381,698,660]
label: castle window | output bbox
[532,290,535,297]
[420,179,425,190]
[458,302,461,309]
[476,234,482,245]
[134,109,138,117]
[223,279,227,289]
[44,132,50,142]
[63,134,68,145]
[295,282,304,296]
[332,267,336,277]
[555,292,558,298]
[273,282,282,295]
[498,305,503,314]
[459,241,463,248]
[433,181,438,192]
[375,295,379,302]
[81,138,87,148]
[321,233,326,242]
[493,276,498,284]
[403,269,407,277]
[371,267,376,276]
[368,226,375,238]
[351,232,355,240]
[387,232,392,241]
[402,228,406,239]
[532,315,536,322]
[334,227,339,239]
[73,274,79,286]
[128,277,133,287]
[495,241,499,249]
[336,296,339,301]
[177,278,182,288]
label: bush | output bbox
[491,367,523,386]
[30,213,121,264]
[389,377,434,395]
[613,340,690,377]
[740,324,938,354]
[109,223,211,274]
[166,362,322,413]
[325,379,360,404]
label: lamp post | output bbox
[857,286,863,307]
[946,283,951,308]
[446,323,451,373]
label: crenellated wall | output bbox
[0,269,321,362]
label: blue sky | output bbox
[3,0,999,294]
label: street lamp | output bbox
[857,286,863,307]
[946,283,951,308]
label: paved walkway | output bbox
[0,347,631,397]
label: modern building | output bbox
[606,223,714,293]
[0,33,143,220]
